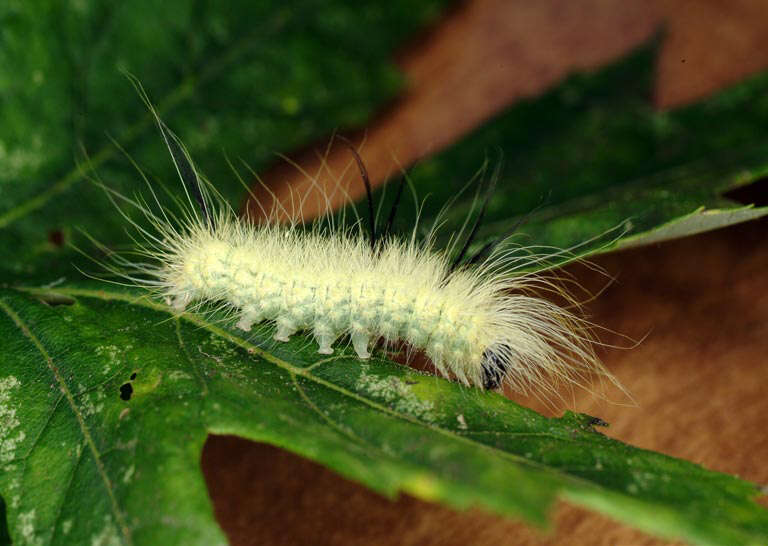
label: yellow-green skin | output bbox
[160,219,598,391]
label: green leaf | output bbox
[378,37,768,263]
[1,285,767,545]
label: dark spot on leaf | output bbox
[120,382,133,401]
[36,293,75,307]
[588,416,610,428]
[724,176,768,207]
[130,372,137,380]
[48,229,64,247]
[561,411,610,430]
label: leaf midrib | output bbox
[13,285,719,495]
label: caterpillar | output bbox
[99,103,614,397]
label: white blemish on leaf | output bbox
[62,520,73,535]
[456,414,468,430]
[7,474,20,509]
[79,393,98,418]
[122,464,135,484]
[355,368,437,422]
[204,334,239,359]
[631,470,655,491]
[72,443,83,459]
[19,509,42,545]
[0,137,44,180]
[96,344,129,374]
[90,515,121,546]
[76,387,106,418]
[166,370,192,381]
[0,376,24,463]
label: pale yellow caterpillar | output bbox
[99,105,614,397]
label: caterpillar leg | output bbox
[236,309,262,332]
[316,334,335,354]
[274,321,298,342]
[171,293,191,311]
[236,316,254,332]
[313,325,338,355]
[351,331,371,359]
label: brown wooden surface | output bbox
[204,1,768,544]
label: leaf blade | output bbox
[2,285,766,545]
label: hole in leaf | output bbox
[723,176,768,207]
[119,382,133,401]
[36,293,76,307]
[130,372,137,380]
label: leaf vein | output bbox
[47,435,87,545]
[16,286,634,496]
[291,373,370,448]
[21,392,65,461]
[0,298,133,545]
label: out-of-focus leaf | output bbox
[375,37,768,264]
[0,0,446,271]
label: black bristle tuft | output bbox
[158,123,212,230]
[337,136,376,252]
[481,346,510,390]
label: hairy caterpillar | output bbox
[99,103,614,397]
